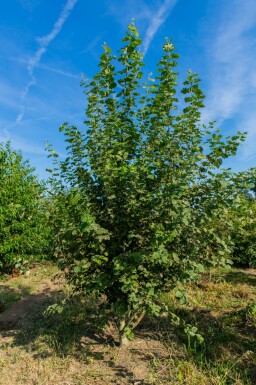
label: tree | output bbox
[225,188,256,268]
[49,24,254,345]
[0,142,49,272]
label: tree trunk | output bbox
[118,318,128,347]
[118,311,146,347]
[131,310,146,330]
[119,333,130,346]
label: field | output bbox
[0,264,255,385]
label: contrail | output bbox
[143,0,178,55]
[16,0,78,124]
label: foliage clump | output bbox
[0,142,49,272]
[230,196,256,268]
[49,24,255,345]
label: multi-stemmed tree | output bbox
[49,24,254,345]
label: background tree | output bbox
[0,142,50,272]
[225,184,256,268]
[49,24,255,345]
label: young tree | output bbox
[49,24,255,345]
[0,142,49,272]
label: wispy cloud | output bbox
[105,0,152,26]
[16,0,78,124]
[1,55,81,80]
[0,81,22,111]
[0,127,47,156]
[202,0,256,163]
[203,0,256,122]
[38,63,81,80]
[106,0,178,54]
[143,0,178,55]
[19,0,40,13]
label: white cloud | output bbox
[202,0,256,163]
[35,0,78,49]
[143,0,178,55]
[1,55,81,80]
[0,128,46,155]
[241,116,256,161]
[38,63,81,80]
[106,0,178,54]
[19,0,40,13]
[81,34,102,54]
[0,81,23,111]
[16,0,78,124]
[105,0,152,26]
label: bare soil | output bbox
[0,274,61,329]
[0,266,255,385]
[0,270,170,384]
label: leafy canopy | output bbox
[0,142,49,271]
[49,23,254,344]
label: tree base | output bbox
[119,334,130,347]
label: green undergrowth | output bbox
[0,265,255,384]
[158,268,256,384]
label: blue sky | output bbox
[0,0,256,179]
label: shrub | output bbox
[230,197,256,268]
[0,142,50,272]
[48,24,254,345]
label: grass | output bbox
[0,265,255,384]
[0,263,58,311]
[157,268,256,384]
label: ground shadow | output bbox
[0,291,150,384]
[164,306,256,383]
[223,270,256,287]
[5,294,110,344]
[0,284,32,312]
[1,275,256,384]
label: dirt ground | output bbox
[0,268,170,384]
[0,266,255,385]
[0,278,58,329]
